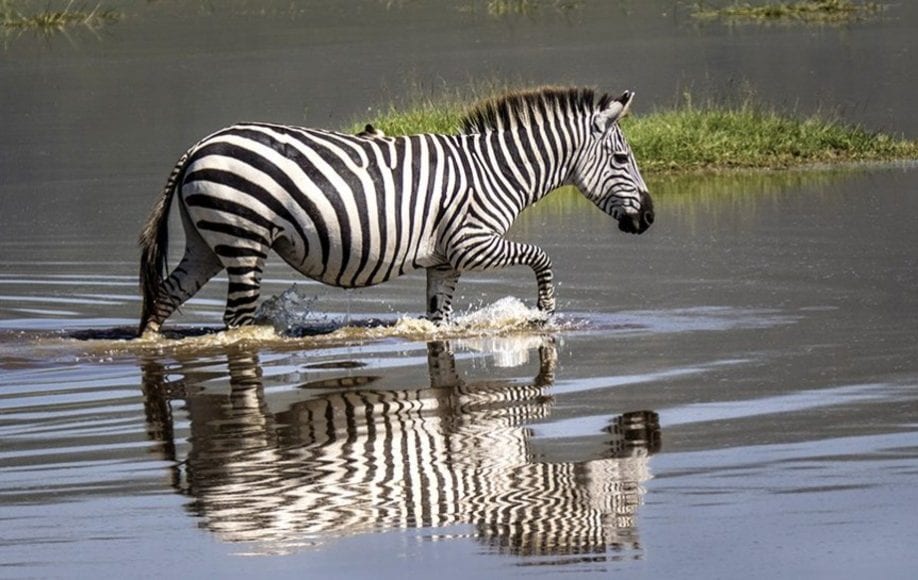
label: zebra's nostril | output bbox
[643,211,654,226]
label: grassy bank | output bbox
[348,92,918,174]
[692,0,884,23]
[0,0,120,32]
[624,100,916,172]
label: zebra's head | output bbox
[575,91,654,235]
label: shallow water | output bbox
[4,167,918,578]
[2,1,918,578]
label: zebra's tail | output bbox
[138,149,192,335]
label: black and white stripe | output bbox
[138,87,654,333]
[142,342,661,557]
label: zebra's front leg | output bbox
[534,337,558,387]
[450,234,555,315]
[426,264,461,324]
[534,263,555,314]
[426,340,462,389]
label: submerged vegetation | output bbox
[348,89,918,174]
[0,0,120,33]
[692,0,885,23]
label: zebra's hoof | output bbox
[537,299,556,316]
[138,324,161,340]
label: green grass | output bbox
[692,0,884,23]
[347,91,918,174]
[0,0,120,32]
[625,98,917,172]
[359,97,466,137]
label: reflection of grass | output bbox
[646,166,845,197]
[512,169,856,231]
[347,89,918,174]
[692,0,884,23]
[0,0,120,33]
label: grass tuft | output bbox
[692,0,885,23]
[0,0,121,33]
[350,79,512,136]
[359,98,466,137]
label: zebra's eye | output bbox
[612,152,630,165]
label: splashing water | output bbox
[254,290,555,340]
[453,296,549,330]
[254,285,333,336]
[66,293,580,357]
[321,296,555,343]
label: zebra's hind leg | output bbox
[144,244,223,335]
[425,264,461,324]
[221,254,266,328]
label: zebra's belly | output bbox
[272,228,441,289]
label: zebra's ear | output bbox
[617,90,635,116]
[592,90,634,135]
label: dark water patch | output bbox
[296,375,382,390]
[579,307,798,336]
[301,360,368,370]
[282,317,391,337]
[67,326,172,341]
[773,483,876,495]
[58,317,390,343]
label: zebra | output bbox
[138,86,654,334]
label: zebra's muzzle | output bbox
[617,191,654,235]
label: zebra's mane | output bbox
[460,86,615,134]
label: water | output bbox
[2,2,918,578]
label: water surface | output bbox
[2,2,918,578]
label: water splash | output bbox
[59,295,570,357]
[326,296,553,342]
[253,292,555,341]
[453,296,549,329]
[254,285,333,336]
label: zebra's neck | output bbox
[464,123,586,228]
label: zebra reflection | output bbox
[141,340,660,559]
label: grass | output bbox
[347,90,918,174]
[359,96,466,137]
[0,0,121,33]
[692,0,885,23]
[625,97,917,172]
